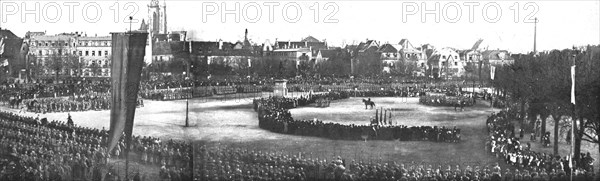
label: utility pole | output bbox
[185,98,189,127]
[533,17,538,54]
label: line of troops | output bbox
[419,95,475,107]
[485,110,595,180]
[140,85,260,101]
[197,143,589,181]
[142,90,194,101]
[22,97,110,113]
[19,94,144,113]
[0,111,191,181]
[2,81,112,100]
[254,95,461,142]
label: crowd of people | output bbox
[141,89,195,101]
[253,94,462,142]
[485,110,595,180]
[419,95,474,108]
[197,143,595,181]
[16,92,145,113]
[0,111,191,181]
[1,80,111,100]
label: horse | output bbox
[27,100,38,111]
[8,97,23,109]
[454,100,465,111]
[362,99,375,109]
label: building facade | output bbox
[427,47,463,79]
[24,32,112,80]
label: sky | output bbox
[0,0,599,53]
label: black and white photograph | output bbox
[1,0,599,180]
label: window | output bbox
[73,51,76,55]
[454,56,458,59]
[421,63,425,67]
[91,51,95,56]
[469,56,473,61]
[105,51,108,56]
[98,51,102,56]
[79,51,83,56]
[85,51,89,56]
[58,50,62,55]
[45,42,48,46]
[39,50,42,55]
[442,55,446,59]
[454,62,458,66]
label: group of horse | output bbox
[4,95,24,109]
[1,94,41,112]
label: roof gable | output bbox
[302,36,320,42]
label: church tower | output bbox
[148,0,167,35]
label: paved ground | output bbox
[1,93,598,174]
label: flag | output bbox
[384,109,387,125]
[380,108,383,125]
[375,109,379,123]
[0,37,5,55]
[107,32,148,154]
[490,66,496,80]
[571,65,576,105]
[0,59,8,67]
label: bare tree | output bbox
[45,48,66,82]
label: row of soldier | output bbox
[419,95,474,107]
[19,94,144,113]
[0,111,191,181]
[22,97,111,113]
[1,80,111,100]
[254,95,461,142]
[197,144,593,181]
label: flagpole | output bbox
[570,55,576,181]
[185,98,189,127]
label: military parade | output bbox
[1,0,600,180]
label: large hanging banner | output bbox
[107,32,148,153]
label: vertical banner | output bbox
[107,32,149,153]
[0,37,5,55]
[571,65,576,105]
[490,66,496,80]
